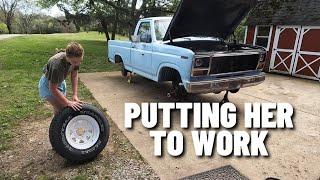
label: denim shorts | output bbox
[38,75,67,100]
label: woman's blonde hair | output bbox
[66,42,84,58]
[55,42,84,58]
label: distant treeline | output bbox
[0,0,246,42]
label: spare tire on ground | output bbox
[49,104,109,163]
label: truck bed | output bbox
[108,40,132,64]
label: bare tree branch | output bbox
[0,0,18,33]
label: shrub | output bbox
[0,23,8,34]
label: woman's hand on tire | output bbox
[67,100,83,111]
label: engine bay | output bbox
[165,39,263,54]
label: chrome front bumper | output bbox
[185,73,265,93]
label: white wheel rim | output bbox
[65,115,100,150]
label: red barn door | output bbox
[292,26,320,80]
[270,26,320,80]
[270,26,301,74]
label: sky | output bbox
[40,5,64,17]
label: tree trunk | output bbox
[111,0,120,40]
[7,23,12,34]
[105,32,110,41]
[6,16,13,34]
[111,18,117,40]
[131,0,137,21]
[74,21,81,32]
[128,0,138,39]
[100,18,110,41]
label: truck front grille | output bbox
[209,54,259,74]
[192,54,260,76]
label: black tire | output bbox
[120,62,128,77]
[230,88,240,93]
[172,78,188,99]
[49,104,109,163]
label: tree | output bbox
[0,0,19,34]
[56,3,91,32]
[17,12,34,34]
[37,0,116,40]
[234,17,247,43]
[37,0,92,33]
[0,10,4,22]
[89,0,128,40]
[36,0,179,41]
[95,0,178,39]
[16,0,38,34]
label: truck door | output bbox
[131,21,153,75]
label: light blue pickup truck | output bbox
[108,0,265,101]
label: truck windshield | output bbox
[154,19,171,41]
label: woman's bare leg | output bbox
[47,97,64,116]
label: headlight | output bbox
[195,58,203,67]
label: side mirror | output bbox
[131,35,140,43]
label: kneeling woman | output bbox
[39,42,84,115]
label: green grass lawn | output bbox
[0,32,122,151]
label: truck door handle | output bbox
[142,53,145,56]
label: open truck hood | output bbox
[163,0,257,41]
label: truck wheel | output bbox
[49,104,109,163]
[120,62,128,76]
[172,79,188,99]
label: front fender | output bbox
[157,63,190,89]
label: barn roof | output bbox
[246,0,320,26]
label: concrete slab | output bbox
[79,72,320,180]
